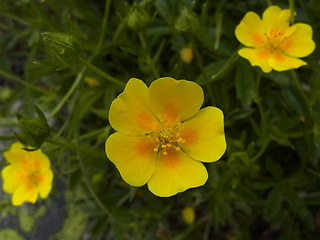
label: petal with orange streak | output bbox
[1,165,28,193]
[235,11,266,47]
[37,169,53,199]
[238,47,272,73]
[149,77,204,125]
[105,132,157,186]
[4,142,32,168]
[147,147,208,197]
[178,107,226,163]
[262,6,290,34]
[269,51,307,71]
[282,23,315,58]
[109,78,158,136]
[12,182,38,206]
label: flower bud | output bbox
[15,106,50,151]
[41,32,79,70]
[127,3,152,31]
[182,206,195,224]
[180,48,194,64]
[175,7,200,34]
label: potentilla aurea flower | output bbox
[105,77,226,197]
[1,142,53,205]
[235,5,315,73]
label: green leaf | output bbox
[285,186,315,231]
[235,60,254,107]
[264,184,284,221]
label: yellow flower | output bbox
[105,77,226,197]
[235,5,315,73]
[180,48,194,64]
[1,142,53,206]
[182,206,195,224]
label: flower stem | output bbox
[93,0,112,57]
[78,57,125,88]
[138,32,160,78]
[0,69,49,94]
[47,68,86,120]
[0,135,17,141]
[46,139,105,157]
[289,0,295,24]
[210,47,240,83]
[193,46,216,105]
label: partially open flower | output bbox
[105,77,226,197]
[1,142,53,206]
[235,5,315,72]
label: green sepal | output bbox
[127,3,152,31]
[41,32,80,71]
[15,106,50,151]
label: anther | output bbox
[175,147,181,151]
[163,151,167,156]
[166,143,172,147]
[162,144,167,148]
[153,148,159,152]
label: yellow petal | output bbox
[147,147,208,197]
[262,6,290,34]
[4,142,31,168]
[149,77,204,125]
[238,47,272,73]
[36,169,53,198]
[269,51,307,71]
[282,23,315,58]
[178,107,226,162]
[12,182,38,206]
[109,78,158,136]
[235,12,266,47]
[4,142,50,171]
[1,165,27,193]
[105,132,157,186]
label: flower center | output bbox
[152,122,185,156]
[265,29,287,52]
[27,171,40,186]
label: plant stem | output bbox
[289,0,295,24]
[0,69,49,94]
[138,32,160,78]
[46,139,105,157]
[0,135,17,141]
[93,0,112,57]
[78,57,125,88]
[47,68,86,120]
[194,45,216,105]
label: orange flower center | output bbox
[27,171,42,186]
[264,29,288,53]
[152,122,185,156]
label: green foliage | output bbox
[1,0,320,239]
[0,229,25,240]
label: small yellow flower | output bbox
[180,48,194,64]
[235,5,315,73]
[105,77,226,197]
[1,142,53,206]
[182,206,195,224]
